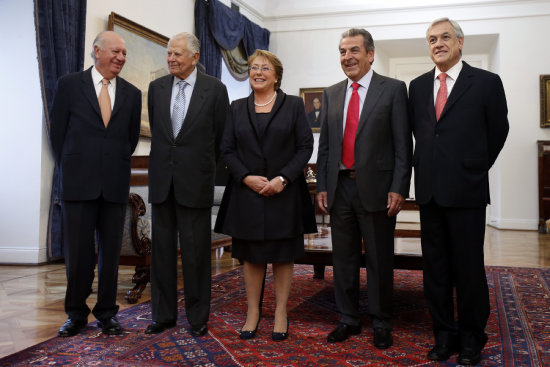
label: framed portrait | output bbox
[300,87,325,132]
[541,75,550,128]
[108,12,169,138]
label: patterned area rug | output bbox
[1,265,548,366]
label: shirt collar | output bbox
[173,67,198,88]
[91,66,116,88]
[435,59,463,81]
[347,68,373,90]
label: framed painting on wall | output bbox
[300,87,325,132]
[541,75,550,128]
[108,12,169,138]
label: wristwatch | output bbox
[278,176,287,187]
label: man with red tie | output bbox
[408,18,509,365]
[316,28,412,348]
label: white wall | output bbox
[0,0,47,263]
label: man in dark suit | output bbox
[307,97,322,128]
[50,31,141,337]
[316,28,412,348]
[144,32,229,337]
[408,18,509,365]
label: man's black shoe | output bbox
[190,324,208,337]
[457,347,482,365]
[57,318,87,337]
[144,321,176,334]
[427,344,457,361]
[97,317,122,335]
[373,328,393,349]
[327,323,361,343]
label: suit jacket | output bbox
[316,72,412,211]
[308,109,321,128]
[214,91,317,240]
[408,62,509,207]
[147,71,229,208]
[50,67,142,204]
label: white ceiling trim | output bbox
[233,0,550,32]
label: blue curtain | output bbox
[35,0,87,259]
[194,0,270,78]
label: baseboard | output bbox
[488,217,538,231]
[0,247,48,264]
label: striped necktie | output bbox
[172,80,188,138]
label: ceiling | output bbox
[234,0,518,19]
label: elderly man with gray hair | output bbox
[51,30,141,337]
[409,18,508,365]
[144,32,229,337]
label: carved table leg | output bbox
[125,265,150,304]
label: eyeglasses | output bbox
[249,66,273,73]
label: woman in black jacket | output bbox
[215,50,316,341]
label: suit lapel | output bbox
[158,75,174,139]
[80,68,102,122]
[110,77,128,124]
[424,69,437,123]
[263,90,285,133]
[246,93,261,139]
[439,62,473,121]
[331,80,347,144]
[356,72,383,136]
[177,72,206,140]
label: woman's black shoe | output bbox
[272,319,289,341]
[239,315,261,340]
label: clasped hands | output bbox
[243,175,285,196]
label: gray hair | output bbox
[90,31,108,61]
[169,32,200,55]
[340,28,375,53]
[426,17,464,40]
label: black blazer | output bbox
[408,62,509,207]
[147,71,229,208]
[50,67,142,204]
[316,72,412,211]
[215,91,317,240]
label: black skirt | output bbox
[232,235,304,264]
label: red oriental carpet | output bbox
[1,265,549,366]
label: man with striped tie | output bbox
[145,32,229,337]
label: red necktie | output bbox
[342,82,360,169]
[435,73,447,121]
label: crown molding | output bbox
[235,0,550,32]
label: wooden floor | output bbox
[0,226,549,359]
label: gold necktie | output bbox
[98,78,111,127]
